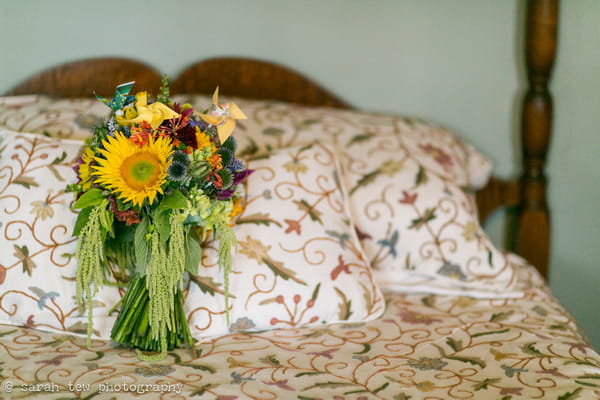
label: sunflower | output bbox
[93,132,173,207]
[76,147,96,190]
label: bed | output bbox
[2,1,600,399]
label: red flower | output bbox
[130,121,153,148]
[25,315,35,328]
[284,219,301,235]
[330,255,351,280]
[399,191,418,205]
[419,143,453,170]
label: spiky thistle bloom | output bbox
[170,150,190,166]
[167,160,189,183]
[92,132,173,207]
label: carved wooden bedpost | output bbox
[517,0,559,278]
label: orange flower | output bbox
[208,154,222,169]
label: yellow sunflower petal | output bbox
[92,132,172,207]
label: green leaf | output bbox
[13,176,38,188]
[473,378,501,391]
[471,328,510,338]
[311,283,321,302]
[557,387,583,400]
[51,151,67,165]
[574,380,597,388]
[189,275,229,297]
[0,329,17,337]
[295,371,323,378]
[73,189,104,209]
[153,209,171,243]
[236,212,282,227]
[446,337,463,352]
[294,199,323,223]
[303,382,354,391]
[99,207,114,236]
[354,343,371,355]
[158,189,187,211]
[134,217,149,275]
[577,374,600,380]
[349,169,381,195]
[409,208,436,230]
[521,342,544,357]
[14,245,35,275]
[347,132,374,147]
[261,355,280,366]
[373,382,389,394]
[185,229,201,275]
[421,294,435,307]
[490,310,514,322]
[86,351,104,362]
[190,384,214,397]
[334,287,353,320]
[532,305,548,317]
[262,127,285,136]
[263,257,307,285]
[178,363,216,373]
[415,165,428,187]
[47,165,65,182]
[446,355,486,369]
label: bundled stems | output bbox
[111,275,194,358]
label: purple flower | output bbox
[232,169,254,186]
[216,189,235,200]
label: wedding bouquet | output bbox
[68,79,252,360]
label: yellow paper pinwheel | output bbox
[116,92,179,129]
[199,88,247,143]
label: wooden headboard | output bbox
[3,0,559,279]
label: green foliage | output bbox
[184,228,201,275]
[134,217,149,275]
[75,203,108,348]
[73,188,104,209]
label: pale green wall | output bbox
[1,1,598,349]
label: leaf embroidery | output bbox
[334,287,353,320]
[347,132,375,147]
[236,212,282,227]
[377,230,399,258]
[409,208,436,230]
[14,245,36,275]
[293,199,323,224]
[13,176,38,189]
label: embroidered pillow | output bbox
[0,130,384,339]
[0,95,492,189]
[346,154,522,297]
[186,142,385,336]
[0,129,121,335]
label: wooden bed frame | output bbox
[3,0,559,279]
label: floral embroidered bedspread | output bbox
[1,281,599,400]
[1,95,599,399]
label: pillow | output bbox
[186,141,385,336]
[173,95,492,190]
[0,129,121,336]
[346,154,522,297]
[0,129,384,339]
[0,95,106,141]
[0,94,492,189]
